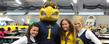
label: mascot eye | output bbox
[52,12,58,16]
[41,11,46,16]
[50,5,57,9]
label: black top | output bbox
[26,36,38,44]
[77,30,94,44]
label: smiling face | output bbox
[73,20,83,32]
[30,26,39,37]
[61,20,70,31]
[73,16,84,32]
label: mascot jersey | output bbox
[38,1,60,44]
[38,22,60,44]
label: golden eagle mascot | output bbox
[37,0,60,44]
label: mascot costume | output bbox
[37,0,60,44]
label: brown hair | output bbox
[60,18,74,39]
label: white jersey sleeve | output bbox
[12,36,27,44]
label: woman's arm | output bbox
[12,36,27,44]
[86,30,102,44]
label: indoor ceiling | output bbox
[0,0,108,15]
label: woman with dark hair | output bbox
[12,23,39,44]
[60,18,76,44]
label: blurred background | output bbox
[0,0,109,44]
[0,15,109,44]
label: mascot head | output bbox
[40,1,60,22]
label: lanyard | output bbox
[65,32,70,44]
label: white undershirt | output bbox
[78,28,102,44]
[12,36,35,44]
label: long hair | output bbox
[60,18,74,39]
[26,22,40,43]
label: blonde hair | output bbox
[72,16,84,24]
